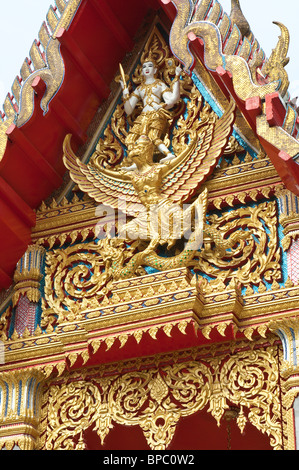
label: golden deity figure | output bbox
[120,55,182,164]
[63,91,236,280]
[63,37,237,282]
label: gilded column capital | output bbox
[12,245,46,337]
[0,368,46,450]
[277,190,299,250]
[13,245,46,307]
[269,317,299,449]
[270,317,299,405]
[270,317,299,372]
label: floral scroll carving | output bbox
[43,242,113,324]
[39,345,283,450]
[194,201,282,287]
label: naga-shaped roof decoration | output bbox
[163,0,289,99]
[161,0,299,194]
[0,0,82,159]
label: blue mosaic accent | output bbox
[35,254,47,330]
[144,266,160,275]
[278,221,289,285]
[4,382,9,417]
[17,380,22,415]
[191,72,257,158]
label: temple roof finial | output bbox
[230,0,251,39]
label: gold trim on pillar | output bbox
[0,368,45,450]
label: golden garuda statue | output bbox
[63,54,236,282]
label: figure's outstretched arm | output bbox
[162,66,182,109]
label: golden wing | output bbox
[63,134,143,216]
[161,100,236,203]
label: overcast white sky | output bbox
[0,0,298,108]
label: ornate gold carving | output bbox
[194,201,281,286]
[40,199,282,330]
[2,260,298,372]
[268,317,299,450]
[284,407,296,451]
[63,26,236,283]
[261,22,290,99]
[44,242,111,324]
[277,190,299,252]
[0,305,11,341]
[219,348,282,450]
[40,344,283,450]
[95,27,193,168]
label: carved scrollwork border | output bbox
[38,343,284,450]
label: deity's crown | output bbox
[141,53,158,68]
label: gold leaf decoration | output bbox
[41,346,282,450]
[195,201,281,287]
[44,242,108,324]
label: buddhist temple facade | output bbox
[1,0,299,451]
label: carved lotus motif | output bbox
[149,374,169,404]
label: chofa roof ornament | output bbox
[230,0,251,40]
[262,21,290,99]
[162,0,290,101]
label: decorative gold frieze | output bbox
[44,241,110,324]
[39,343,283,450]
[1,263,298,377]
[196,201,281,286]
[42,197,282,331]
[32,194,97,247]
